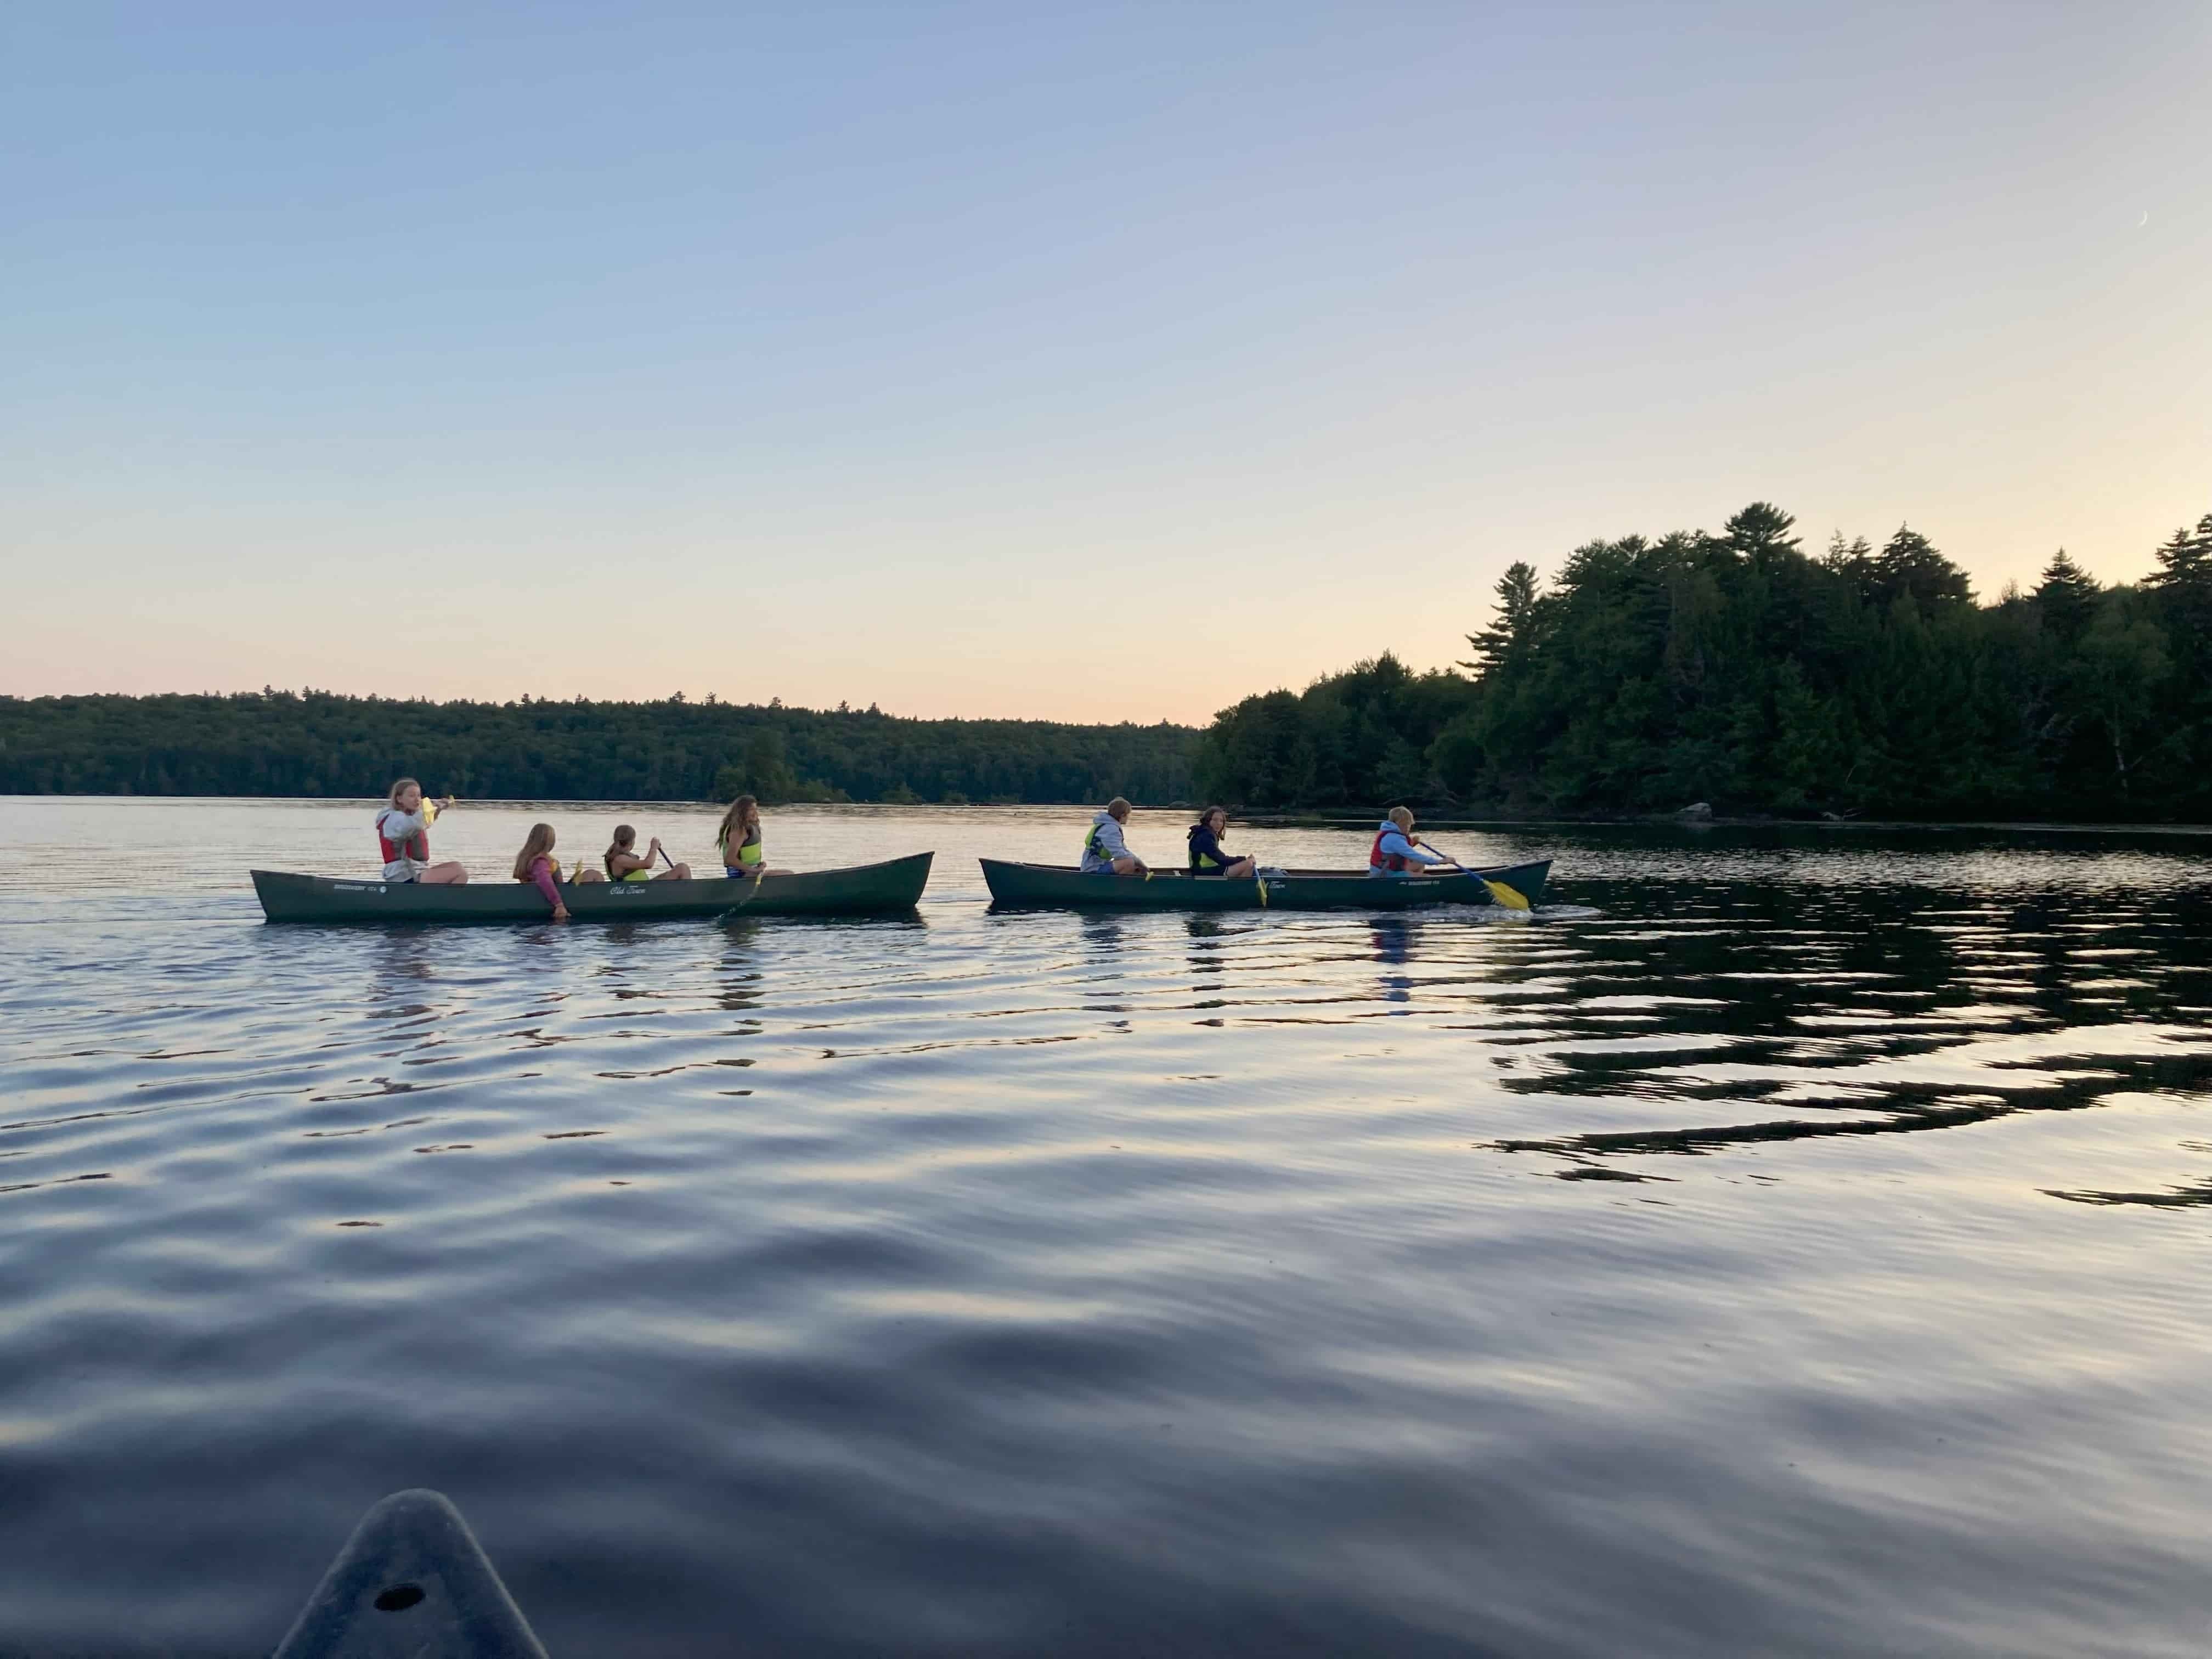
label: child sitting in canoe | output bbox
[512,823,604,921]
[605,825,692,882]
[1368,806,1452,877]
[1186,806,1256,879]
[1080,798,1147,875]
[715,795,789,877]
[376,778,467,885]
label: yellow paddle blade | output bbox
[1482,879,1531,911]
[421,801,439,825]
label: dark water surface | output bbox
[4,799,2211,1656]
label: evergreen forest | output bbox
[1197,505,2212,822]
[0,693,1198,807]
[11,503,2210,822]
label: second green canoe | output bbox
[979,857,1551,912]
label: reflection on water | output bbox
[2,801,2211,1656]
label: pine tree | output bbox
[2145,514,2212,788]
[2032,549,2099,644]
[2146,514,2212,595]
[1821,531,1875,594]
[1872,525,1973,614]
[1723,501,1800,568]
[1459,562,1544,676]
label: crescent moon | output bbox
[2138,211,2150,227]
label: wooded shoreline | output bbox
[10,501,2209,823]
[0,693,1200,808]
[1199,504,2212,826]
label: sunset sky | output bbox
[5,3,2207,725]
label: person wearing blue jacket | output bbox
[1368,806,1450,877]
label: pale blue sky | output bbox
[4,3,2206,722]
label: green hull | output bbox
[252,853,933,925]
[978,857,1551,912]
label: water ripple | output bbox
[3,804,2211,1655]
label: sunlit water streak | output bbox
[2,799,2210,1655]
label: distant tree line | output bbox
[1199,504,2212,821]
[0,692,1199,806]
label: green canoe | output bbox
[978,856,1551,912]
[252,852,933,924]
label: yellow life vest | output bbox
[721,826,763,867]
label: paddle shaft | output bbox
[1426,846,1534,911]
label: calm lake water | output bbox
[3,798,2210,1656]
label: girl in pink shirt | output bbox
[511,823,604,920]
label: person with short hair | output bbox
[1079,797,1147,876]
[1368,805,1451,877]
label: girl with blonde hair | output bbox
[375,778,467,885]
[511,823,604,921]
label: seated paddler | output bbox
[375,778,467,885]
[715,794,789,878]
[1079,797,1147,876]
[1368,806,1451,877]
[512,822,596,923]
[605,824,692,882]
[1187,806,1255,879]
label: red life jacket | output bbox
[377,810,430,866]
[1370,830,1408,872]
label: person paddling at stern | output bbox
[1368,806,1452,878]
[605,825,691,882]
[375,778,467,885]
[1187,806,1255,879]
[715,795,789,878]
[512,823,603,921]
[1080,798,1148,876]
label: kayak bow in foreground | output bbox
[252,853,933,924]
[979,857,1551,912]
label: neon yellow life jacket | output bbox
[721,826,763,868]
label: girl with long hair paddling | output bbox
[715,795,789,878]
[376,778,467,885]
[605,825,691,882]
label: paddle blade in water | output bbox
[1483,879,1531,911]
